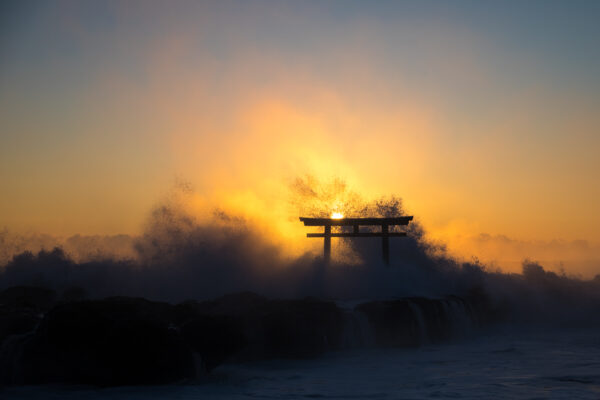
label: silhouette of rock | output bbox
[181,315,245,372]
[0,287,489,386]
[189,293,344,359]
[258,298,343,358]
[356,296,483,347]
[356,299,420,347]
[0,286,56,346]
[9,297,194,385]
[0,286,57,311]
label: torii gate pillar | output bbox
[300,217,414,265]
[324,225,331,263]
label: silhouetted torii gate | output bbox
[299,216,413,265]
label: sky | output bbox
[1,1,600,275]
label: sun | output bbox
[331,212,344,219]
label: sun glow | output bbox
[331,212,344,219]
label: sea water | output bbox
[2,327,600,399]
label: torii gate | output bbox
[299,216,413,265]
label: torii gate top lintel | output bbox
[299,216,414,265]
[299,216,413,226]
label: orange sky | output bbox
[1,2,599,276]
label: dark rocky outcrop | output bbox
[355,296,479,347]
[0,287,493,386]
[0,296,244,385]
[186,292,344,359]
[3,298,194,385]
[0,286,57,346]
[160,292,345,361]
[356,298,421,347]
[0,291,344,385]
[181,314,245,372]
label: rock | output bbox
[0,293,258,385]
[355,296,482,347]
[0,286,57,311]
[356,299,420,347]
[181,315,245,372]
[190,293,344,359]
[258,298,344,358]
[13,297,195,386]
[0,287,494,386]
[0,286,57,347]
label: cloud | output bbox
[433,231,600,278]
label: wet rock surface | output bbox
[0,287,492,386]
[0,287,57,346]
[355,296,479,347]
[188,292,344,359]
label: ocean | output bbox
[3,326,599,399]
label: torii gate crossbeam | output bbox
[299,216,413,265]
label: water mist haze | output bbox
[3,2,600,395]
[1,177,599,326]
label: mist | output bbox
[2,177,600,327]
